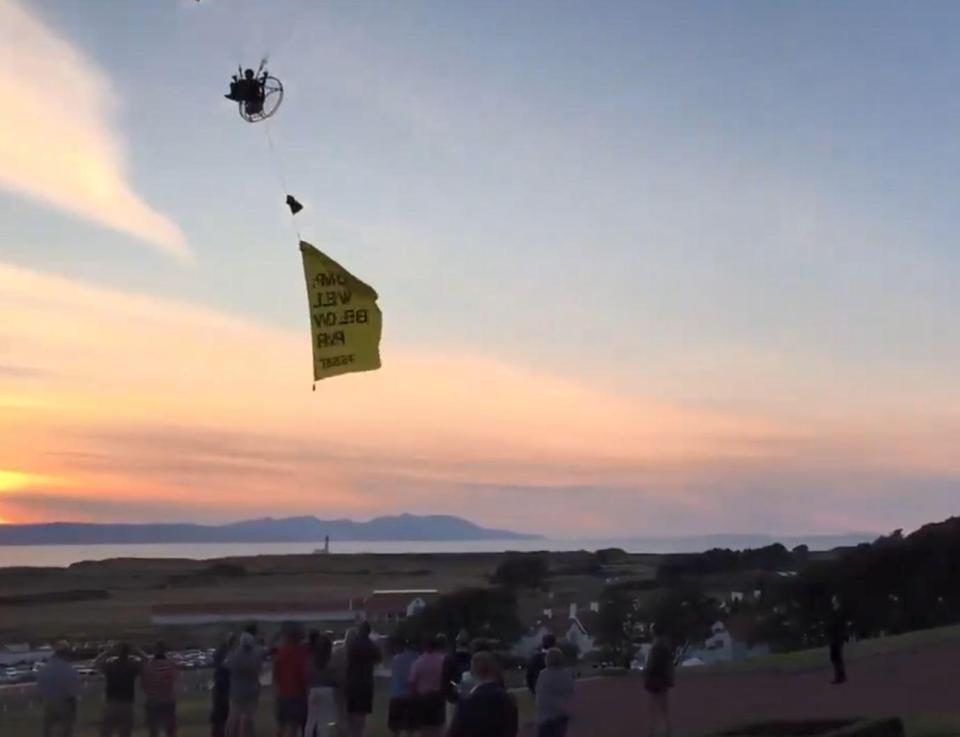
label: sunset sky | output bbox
[2,0,959,535]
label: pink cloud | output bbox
[2,261,959,533]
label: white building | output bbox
[686,621,771,665]
[362,590,438,625]
[512,614,598,658]
[565,616,597,656]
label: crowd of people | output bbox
[35,622,582,737]
[208,621,384,737]
[209,623,537,737]
[37,639,180,737]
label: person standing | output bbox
[448,652,518,737]
[525,634,557,695]
[329,629,352,735]
[644,630,674,737]
[534,648,574,737]
[211,635,235,737]
[442,632,471,727]
[304,631,337,737]
[225,632,265,737]
[387,637,419,737]
[273,628,309,737]
[450,632,472,679]
[37,640,80,737]
[344,621,382,737]
[95,642,148,737]
[828,595,849,684]
[408,636,446,737]
[141,642,180,737]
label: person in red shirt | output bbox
[273,628,309,737]
[141,642,179,737]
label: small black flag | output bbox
[286,194,304,215]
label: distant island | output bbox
[0,514,540,546]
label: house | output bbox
[685,619,771,665]
[151,599,356,626]
[362,590,438,625]
[699,621,735,662]
[542,600,600,621]
[512,614,599,658]
[565,615,598,656]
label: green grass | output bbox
[712,624,960,675]
[903,714,960,737]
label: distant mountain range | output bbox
[0,514,539,546]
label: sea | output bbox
[0,533,874,568]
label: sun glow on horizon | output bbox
[0,469,53,493]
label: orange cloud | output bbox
[0,0,189,261]
[0,261,793,523]
[3,261,959,532]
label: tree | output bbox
[596,587,645,664]
[596,548,629,565]
[398,587,523,645]
[645,584,721,664]
[748,517,960,650]
[791,545,810,565]
[491,554,549,590]
[657,543,796,582]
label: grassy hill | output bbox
[714,622,960,674]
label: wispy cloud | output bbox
[0,0,189,262]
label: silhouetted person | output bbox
[442,631,472,724]
[273,627,309,737]
[210,635,234,737]
[95,642,148,737]
[448,652,518,737]
[644,629,675,737]
[526,633,557,694]
[409,634,447,737]
[141,641,179,737]
[37,640,79,737]
[828,595,849,684]
[225,632,265,737]
[225,68,264,115]
[387,636,418,737]
[535,648,574,737]
[345,621,382,737]
[305,631,336,737]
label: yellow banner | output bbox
[300,241,382,381]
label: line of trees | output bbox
[754,519,960,649]
[656,543,800,581]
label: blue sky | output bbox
[1,0,959,533]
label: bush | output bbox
[491,554,549,590]
[596,548,630,565]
